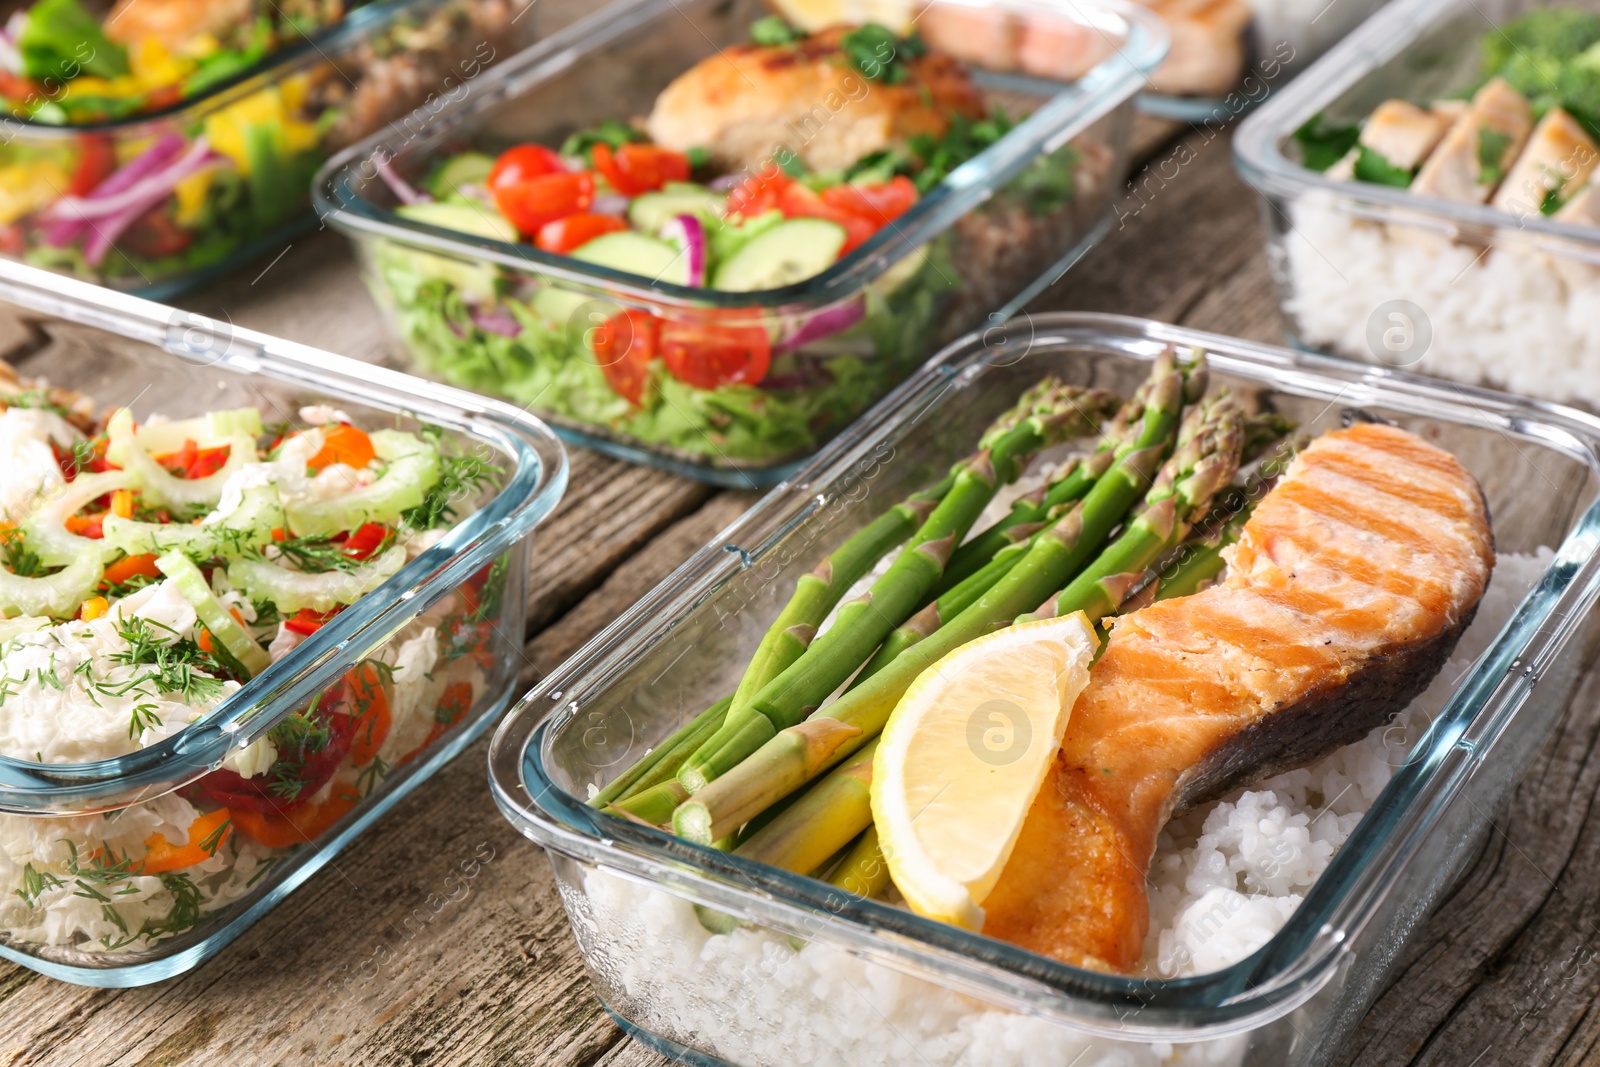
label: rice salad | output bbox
[566,548,1549,1067]
[0,370,506,954]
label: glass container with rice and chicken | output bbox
[1237,0,1600,409]
[313,0,1166,485]
[490,314,1600,1066]
[0,260,566,986]
[0,0,536,297]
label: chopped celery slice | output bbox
[284,430,441,537]
[226,543,407,613]
[104,408,259,510]
[155,551,270,677]
[21,469,138,566]
[132,408,263,455]
[103,485,283,560]
[0,555,102,618]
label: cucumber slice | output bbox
[572,231,690,286]
[390,202,518,302]
[428,152,496,199]
[103,485,284,561]
[227,544,408,614]
[711,218,847,292]
[156,551,271,678]
[627,187,726,234]
[397,201,516,243]
[283,430,440,538]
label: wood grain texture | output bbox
[2,119,1595,1067]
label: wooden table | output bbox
[5,112,1600,1067]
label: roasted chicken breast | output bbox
[645,26,986,175]
[981,422,1495,972]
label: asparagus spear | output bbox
[733,739,879,876]
[673,435,1171,845]
[935,351,1192,593]
[854,359,1195,682]
[677,396,1245,845]
[825,827,891,899]
[677,380,1113,794]
[590,696,731,809]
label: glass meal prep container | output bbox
[489,312,1600,1067]
[0,258,567,987]
[0,0,538,299]
[1234,0,1600,412]
[311,0,1166,488]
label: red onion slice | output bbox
[774,299,866,354]
[658,213,706,287]
[374,152,428,205]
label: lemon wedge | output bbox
[766,0,917,33]
[871,611,1098,929]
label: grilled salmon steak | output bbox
[981,422,1495,972]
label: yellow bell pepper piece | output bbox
[0,159,70,226]
[204,89,284,176]
[173,168,216,227]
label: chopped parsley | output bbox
[558,118,648,162]
[750,16,804,46]
[840,24,925,85]
[1292,114,1361,172]
[1353,146,1414,187]
[1477,127,1513,186]
[4,389,73,419]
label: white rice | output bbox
[573,549,1552,1066]
[1281,195,1600,407]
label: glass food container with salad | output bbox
[314,0,1166,487]
[0,0,537,298]
[1235,0,1600,410]
[0,258,567,986]
[489,313,1600,1067]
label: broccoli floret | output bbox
[1483,9,1600,71]
[1557,42,1600,137]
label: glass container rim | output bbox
[488,310,1600,1037]
[310,0,1169,312]
[0,256,570,813]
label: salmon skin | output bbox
[981,422,1495,973]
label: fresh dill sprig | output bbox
[128,702,163,739]
[1,528,45,578]
[104,617,228,704]
[266,707,332,801]
[15,862,64,907]
[401,427,502,531]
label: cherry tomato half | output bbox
[535,212,627,254]
[659,320,771,391]
[819,176,919,226]
[726,169,793,220]
[487,144,565,196]
[778,183,876,254]
[491,170,594,237]
[591,142,692,196]
[591,309,660,406]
